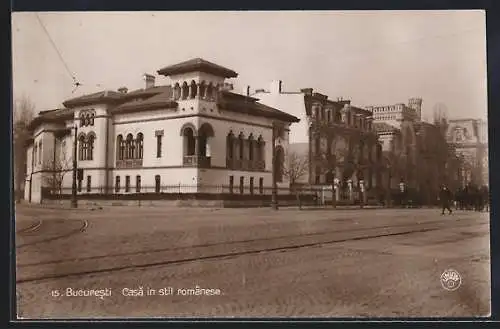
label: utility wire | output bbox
[35,13,82,93]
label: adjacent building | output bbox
[445,118,488,187]
[253,81,382,199]
[368,98,469,203]
[24,58,299,203]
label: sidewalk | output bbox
[15,202,103,211]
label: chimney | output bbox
[118,87,128,94]
[270,80,282,94]
[243,85,250,96]
[144,73,155,89]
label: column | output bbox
[195,136,200,157]
[197,83,201,99]
[188,84,193,99]
[206,139,211,157]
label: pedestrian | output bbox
[439,185,453,215]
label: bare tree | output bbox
[283,151,309,187]
[42,155,72,194]
[13,96,35,202]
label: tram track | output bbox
[16,220,43,235]
[16,218,486,284]
[16,220,88,248]
[17,216,482,267]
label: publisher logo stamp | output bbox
[440,269,461,291]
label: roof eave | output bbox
[157,67,238,78]
[111,101,178,114]
[63,97,122,108]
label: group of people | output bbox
[439,183,489,215]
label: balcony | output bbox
[183,155,211,168]
[116,158,143,169]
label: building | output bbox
[368,98,465,204]
[445,118,488,187]
[23,58,299,203]
[253,81,382,199]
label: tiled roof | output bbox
[112,86,177,113]
[63,90,124,108]
[218,91,300,123]
[28,108,74,130]
[157,58,238,78]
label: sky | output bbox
[11,10,487,121]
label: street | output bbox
[15,205,490,318]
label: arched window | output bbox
[226,131,234,160]
[198,123,214,157]
[126,134,133,159]
[257,135,265,164]
[275,146,285,183]
[335,110,341,123]
[90,111,95,126]
[327,110,332,123]
[117,135,124,160]
[79,113,85,127]
[78,135,86,160]
[206,83,213,100]
[173,83,181,100]
[248,134,254,161]
[183,127,196,156]
[199,81,206,99]
[315,135,320,155]
[238,133,245,160]
[190,80,197,99]
[87,134,95,160]
[181,82,189,100]
[136,133,144,159]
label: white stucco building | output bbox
[24,58,299,203]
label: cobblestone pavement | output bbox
[14,205,490,319]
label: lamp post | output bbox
[271,122,278,210]
[71,124,78,208]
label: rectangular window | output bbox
[259,177,264,194]
[156,135,162,158]
[239,176,244,194]
[115,176,120,192]
[155,175,161,193]
[125,175,130,192]
[78,179,82,192]
[86,175,91,192]
[136,175,141,193]
[229,175,234,194]
[250,177,254,195]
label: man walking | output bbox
[439,185,453,215]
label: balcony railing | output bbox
[183,155,211,168]
[116,158,143,169]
